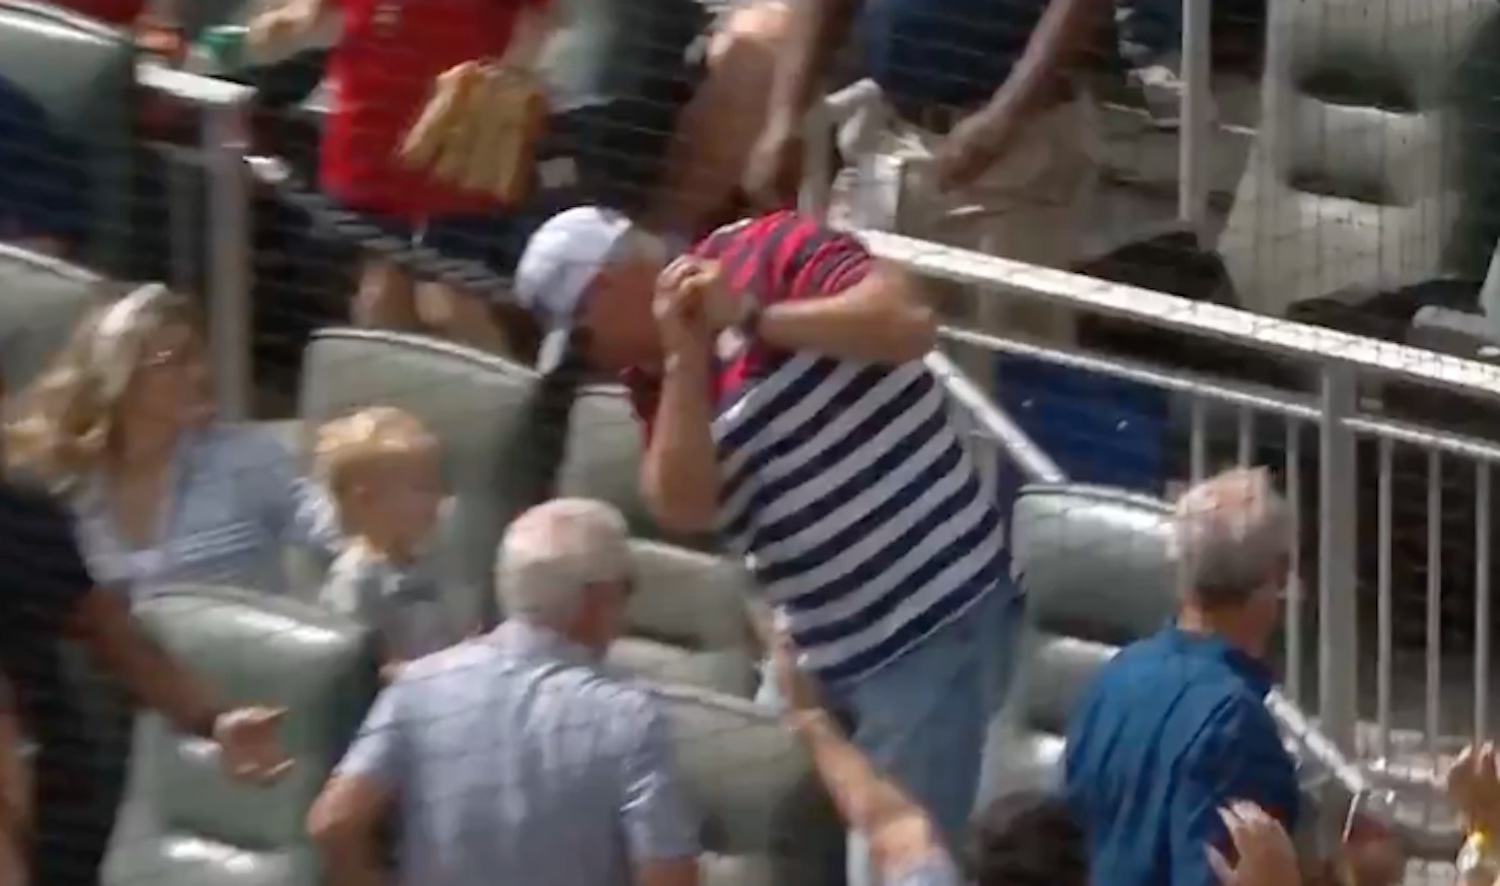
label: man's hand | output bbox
[1207,801,1301,886]
[932,107,1015,193]
[213,707,294,784]
[1449,743,1500,835]
[654,258,725,354]
[744,116,805,209]
[770,630,824,716]
[246,1,318,50]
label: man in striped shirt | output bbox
[514,206,1025,885]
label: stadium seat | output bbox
[1218,0,1500,319]
[0,1,137,274]
[986,483,1176,797]
[0,244,100,390]
[561,387,759,697]
[106,585,381,886]
[297,330,547,625]
[654,684,846,886]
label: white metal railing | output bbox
[136,62,256,422]
[804,77,1500,857]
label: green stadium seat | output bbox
[296,330,546,626]
[986,484,1176,798]
[106,585,381,886]
[561,387,759,697]
[0,245,101,391]
[0,1,137,274]
[654,685,846,886]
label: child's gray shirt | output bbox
[321,546,466,661]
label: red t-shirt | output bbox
[623,211,874,436]
[54,0,144,24]
[320,0,545,220]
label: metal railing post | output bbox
[201,94,255,421]
[1178,0,1212,239]
[1317,363,1360,757]
[138,65,257,421]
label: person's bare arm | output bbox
[979,0,1110,125]
[772,638,944,879]
[67,588,222,738]
[639,351,721,534]
[757,261,936,364]
[790,710,945,876]
[307,776,394,886]
[766,0,864,126]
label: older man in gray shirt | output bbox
[307,498,701,886]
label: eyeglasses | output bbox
[138,340,204,370]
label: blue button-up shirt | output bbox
[1064,625,1298,886]
[335,620,701,886]
[71,424,340,599]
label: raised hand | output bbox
[213,706,294,784]
[1206,801,1300,886]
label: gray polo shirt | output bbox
[335,620,701,886]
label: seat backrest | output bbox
[1219,0,1500,316]
[0,245,100,391]
[299,330,547,627]
[0,1,136,272]
[989,483,1176,796]
[653,685,845,886]
[109,585,381,886]
[609,540,759,697]
[563,387,757,696]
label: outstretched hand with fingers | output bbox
[214,706,294,784]
[1207,801,1301,886]
[1449,743,1500,836]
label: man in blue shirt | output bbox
[1064,468,1300,886]
[740,0,1110,350]
[1064,468,1406,886]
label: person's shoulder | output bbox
[194,422,297,473]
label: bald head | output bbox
[1170,468,1292,609]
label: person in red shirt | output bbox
[249,0,554,355]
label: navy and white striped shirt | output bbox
[627,212,1010,684]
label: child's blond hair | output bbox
[313,407,439,513]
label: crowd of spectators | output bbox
[2,0,1493,885]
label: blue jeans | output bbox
[757,586,1027,886]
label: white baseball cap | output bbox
[513,206,634,372]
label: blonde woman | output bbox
[5,283,341,598]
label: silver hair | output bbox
[496,498,632,625]
[1169,467,1292,608]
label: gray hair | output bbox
[1169,467,1292,608]
[496,498,632,624]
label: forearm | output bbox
[791,711,922,836]
[84,624,221,738]
[640,353,721,533]
[758,266,936,363]
[768,0,862,123]
[984,0,1106,119]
